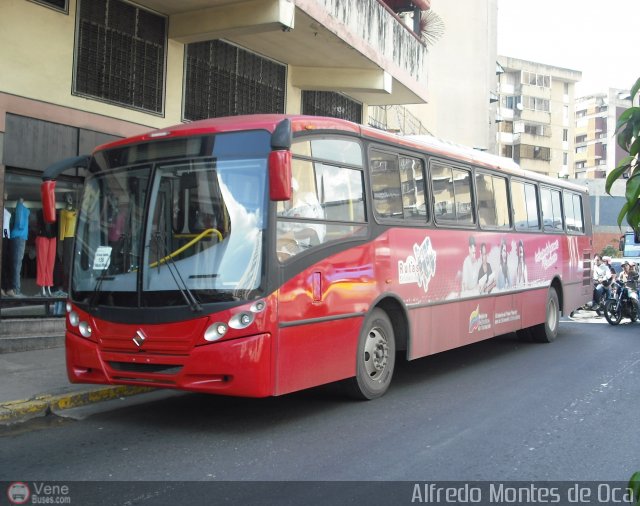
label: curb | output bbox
[0,385,155,425]
[0,335,64,354]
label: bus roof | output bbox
[93,114,588,195]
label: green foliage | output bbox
[630,471,640,506]
[608,81,640,501]
[606,77,640,231]
[600,245,618,258]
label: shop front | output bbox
[0,112,121,318]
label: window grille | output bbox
[184,40,286,121]
[302,91,362,124]
[74,0,166,114]
[30,0,68,12]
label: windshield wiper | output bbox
[153,232,202,312]
[89,264,113,310]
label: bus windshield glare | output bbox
[71,131,269,308]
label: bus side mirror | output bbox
[269,150,292,201]
[620,236,625,251]
[41,180,57,224]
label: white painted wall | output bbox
[408,0,498,151]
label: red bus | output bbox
[41,115,592,400]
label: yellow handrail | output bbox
[150,228,223,268]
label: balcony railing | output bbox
[315,0,428,83]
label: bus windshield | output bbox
[71,133,269,308]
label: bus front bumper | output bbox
[65,331,273,397]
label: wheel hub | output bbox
[364,328,388,380]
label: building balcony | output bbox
[136,0,430,105]
[518,132,551,146]
[519,109,551,124]
[520,83,551,99]
[497,131,515,144]
[499,107,515,120]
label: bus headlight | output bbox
[66,302,73,313]
[204,322,228,342]
[229,312,254,329]
[69,311,80,327]
[78,321,92,338]
[250,300,266,313]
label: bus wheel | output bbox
[345,308,396,400]
[531,287,559,343]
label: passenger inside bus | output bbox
[277,178,326,261]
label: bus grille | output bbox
[108,362,182,375]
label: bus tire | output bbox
[345,308,396,400]
[531,287,559,343]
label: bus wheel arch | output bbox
[375,296,409,353]
[550,276,564,314]
[344,297,407,400]
[531,284,560,343]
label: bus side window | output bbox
[541,187,564,231]
[399,155,427,220]
[563,191,583,233]
[431,161,474,225]
[476,173,510,229]
[512,180,540,231]
[370,150,402,219]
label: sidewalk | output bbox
[0,332,153,425]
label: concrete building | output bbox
[574,89,631,179]
[496,56,581,178]
[0,0,432,302]
[405,0,500,152]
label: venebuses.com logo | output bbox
[6,482,71,504]
[7,482,30,505]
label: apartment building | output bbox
[496,56,581,178]
[574,89,631,179]
[0,0,431,302]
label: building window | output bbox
[521,71,551,88]
[516,144,551,161]
[74,0,166,114]
[563,129,568,142]
[184,40,286,121]
[563,152,568,165]
[502,96,521,110]
[30,0,68,12]
[524,123,548,136]
[302,91,362,124]
[500,121,514,133]
[521,96,549,112]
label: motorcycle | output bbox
[604,277,639,325]
[580,281,610,316]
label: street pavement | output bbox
[0,308,605,426]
